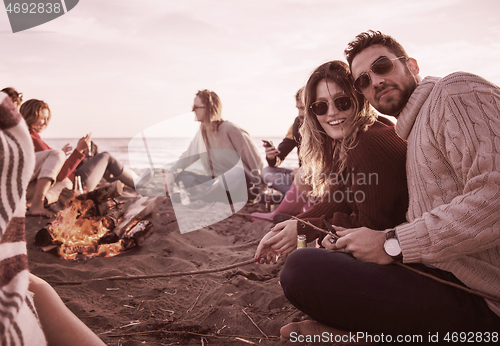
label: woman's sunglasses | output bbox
[310,96,352,116]
[353,56,406,93]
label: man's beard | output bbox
[373,71,418,117]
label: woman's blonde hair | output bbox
[299,60,376,197]
[19,99,51,131]
[196,89,222,133]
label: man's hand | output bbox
[334,226,394,265]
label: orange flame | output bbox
[48,199,123,260]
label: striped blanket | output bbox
[0,92,46,345]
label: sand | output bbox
[26,187,307,346]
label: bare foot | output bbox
[26,206,54,218]
[280,320,376,345]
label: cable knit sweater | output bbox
[0,93,47,344]
[394,73,500,316]
[298,119,409,241]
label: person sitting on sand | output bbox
[251,87,317,222]
[167,89,264,202]
[0,93,105,346]
[255,60,408,263]
[20,99,136,198]
[261,87,304,194]
[2,89,67,218]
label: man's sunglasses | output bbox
[353,56,406,93]
[310,96,352,116]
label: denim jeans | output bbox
[76,152,124,191]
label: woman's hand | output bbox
[76,133,92,153]
[254,220,299,264]
[254,230,281,264]
[61,143,72,155]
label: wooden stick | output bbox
[102,329,280,341]
[187,281,207,313]
[242,308,268,339]
[396,262,500,302]
[234,212,272,222]
[290,216,339,240]
[47,258,258,286]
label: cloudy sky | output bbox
[1,0,499,139]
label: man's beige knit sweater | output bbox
[394,73,500,316]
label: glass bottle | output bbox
[178,181,190,205]
[73,175,83,196]
[265,182,273,211]
[297,234,307,248]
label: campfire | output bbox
[35,181,160,260]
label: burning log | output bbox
[112,196,162,239]
[100,202,125,230]
[76,180,124,204]
[34,184,161,260]
[121,220,154,249]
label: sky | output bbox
[1,0,500,139]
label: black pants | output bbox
[280,249,500,336]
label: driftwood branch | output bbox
[47,258,258,286]
[290,216,339,240]
[242,308,268,339]
[396,262,500,302]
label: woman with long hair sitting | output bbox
[167,89,264,202]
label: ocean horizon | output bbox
[43,136,298,174]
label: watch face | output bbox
[384,238,401,257]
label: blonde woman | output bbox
[168,89,263,201]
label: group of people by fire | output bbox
[1,30,499,345]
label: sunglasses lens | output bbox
[310,101,328,116]
[354,74,370,92]
[334,97,352,112]
[372,57,394,75]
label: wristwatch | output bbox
[384,229,402,261]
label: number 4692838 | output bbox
[6,2,61,14]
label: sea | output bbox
[43,137,299,174]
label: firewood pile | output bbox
[35,181,162,260]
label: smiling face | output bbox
[314,79,355,140]
[32,108,50,133]
[351,45,418,117]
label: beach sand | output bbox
[26,187,306,345]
